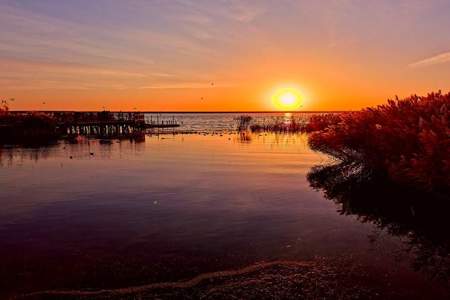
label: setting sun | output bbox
[272,87,303,111]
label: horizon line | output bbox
[9,110,354,114]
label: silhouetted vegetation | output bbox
[307,162,450,281]
[250,119,305,133]
[245,113,344,133]
[236,115,252,131]
[308,92,449,193]
[0,110,151,145]
[0,111,61,145]
[247,114,308,133]
[305,113,343,132]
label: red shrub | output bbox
[306,113,343,132]
[309,92,450,192]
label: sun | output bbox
[272,87,303,111]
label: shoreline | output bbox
[16,257,450,300]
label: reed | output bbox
[308,91,449,192]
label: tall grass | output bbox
[308,92,449,192]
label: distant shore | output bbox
[8,110,353,114]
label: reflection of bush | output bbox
[307,163,450,281]
[308,92,449,192]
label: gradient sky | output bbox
[1,0,450,111]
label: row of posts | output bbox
[65,124,134,136]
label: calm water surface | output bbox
[144,112,310,133]
[0,114,448,298]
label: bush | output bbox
[0,113,60,145]
[306,113,343,132]
[308,91,450,192]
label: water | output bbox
[0,113,448,298]
[144,112,310,133]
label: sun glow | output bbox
[272,87,303,111]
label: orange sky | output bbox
[1,1,450,111]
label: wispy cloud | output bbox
[409,51,450,68]
[139,82,234,89]
[228,1,266,23]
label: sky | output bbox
[1,0,450,111]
